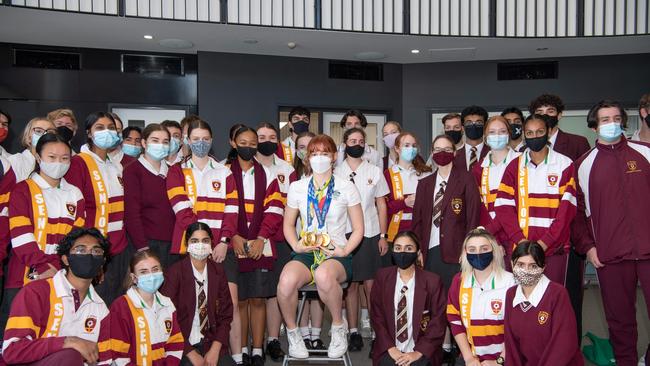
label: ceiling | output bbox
[1,6,649,63]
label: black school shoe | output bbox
[266,339,285,361]
[242,353,251,366]
[251,354,265,366]
[304,338,313,350]
[348,332,364,352]
[311,338,326,350]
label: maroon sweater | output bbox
[123,159,175,249]
[574,138,650,263]
[504,280,583,366]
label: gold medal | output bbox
[303,232,317,246]
[320,233,331,248]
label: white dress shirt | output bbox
[428,172,448,249]
[394,272,416,353]
[189,262,208,346]
[464,142,485,170]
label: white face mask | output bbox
[187,242,211,261]
[39,161,70,179]
[309,155,332,174]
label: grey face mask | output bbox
[189,140,211,157]
[513,266,544,287]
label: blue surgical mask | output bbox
[189,140,211,158]
[466,251,494,271]
[136,272,164,294]
[31,132,44,148]
[122,144,142,157]
[146,143,170,161]
[400,146,418,162]
[169,137,181,155]
[486,134,509,150]
[92,129,120,150]
[598,122,623,142]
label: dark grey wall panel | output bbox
[198,51,403,158]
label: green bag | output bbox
[582,332,616,366]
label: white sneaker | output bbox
[287,328,309,359]
[328,325,349,358]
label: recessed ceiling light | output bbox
[243,39,258,44]
[354,51,386,60]
[411,49,420,54]
[144,35,154,40]
[159,38,194,49]
[536,47,549,51]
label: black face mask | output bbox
[510,124,523,140]
[345,144,365,158]
[236,146,257,161]
[67,254,105,279]
[257,141,278,157]
[445,130,463,145]
[525,134,548,152]
[292,121,310,135]
[56,126,74,143]
[464,124,484,140]
[546,115,559,129]
[391,251,418,270]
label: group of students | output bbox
[0,91,646,366]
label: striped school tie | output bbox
[432,181,447,227]
[396,285,409,343]
[469,146,478,169]
[196,279,208,334]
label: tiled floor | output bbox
[268,285,649,365]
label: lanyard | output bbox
[307,176,334,232]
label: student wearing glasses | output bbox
[2,227,111,366]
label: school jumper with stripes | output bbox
[166,157,239,254]
[0,156,16,278]
[109,287,184,366]
[262,155,296,244]
[64,145,126,256]
[7,174,85,288]
[2,270,111,364]
[384,165,430,242]
[494,149,577,284]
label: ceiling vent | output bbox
[13,49,81,70]
[329,60,383,81]
[497,61,558,80]
[121,54,185,76]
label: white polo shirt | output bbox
[260,154,295,194]
[7,149,35,183]
[335,160,389,237]
[336,144,383,169]
[287,176,361,249]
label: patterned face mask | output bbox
[513,266,544,287]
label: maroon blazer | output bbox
[412,164,481,264]
[553,129,591,161]
[453,144,490,171]
[370,267,447,366]
[160,257,233,356]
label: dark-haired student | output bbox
[494,114,577,286]
[124,123,178,268]
[121,126,143,159]
[501,107,525,152]
[370,231,446,366]
[455,106,490,171]
[106,113,136,170]
[574,100,650,365]
[336,110,382,168]
[165,118,242,364]
[162,120,184,166]
[278,106,311,164]
[65,111,129,305]
[2,227,111,365]
[0,133,85,336]
[255,123,297,361]
[161,222,235,366]
[381,121,402,171]
[504,241,583,366]
[384,132,432,245]
[0,109,12,158]
[227,126,285,366]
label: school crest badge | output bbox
[277,174,285,184]
[547,174,559,187]
[66,203,76,216]
[420,314,430,332]
[538,311,549,325]
[84,316,97,333]
[627,160,640,173]
[164,319,172,334]
[451,198,463,215]
[212,180,221,192]
[367,178,373,185]
[490,299,503,315]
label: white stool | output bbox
[282,282,352,366]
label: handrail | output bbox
[3,0,649,37]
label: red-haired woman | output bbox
[277,134,364,360]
